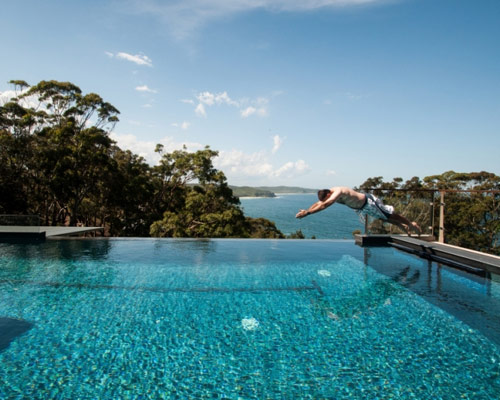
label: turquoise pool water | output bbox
[1,239,499,399]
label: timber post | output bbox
[439,191,445,243]
[430,191,435,237]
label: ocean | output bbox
[240,193,364,239]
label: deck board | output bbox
[355,234,500,275]
[391,236,500,274]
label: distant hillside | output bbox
[255,186,317,194]
[229,186,276,198]
[230,185,317,198]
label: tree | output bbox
[358,171,500,255]
[104,148,155,236]
[0,80,119,226]
[357,176,431,235]
[0,128,31,213]
[424,171,500,254]
[1,79,286,239]
[149,146,284,238]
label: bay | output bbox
[240,193,364,239]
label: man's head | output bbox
[317,189,331,202]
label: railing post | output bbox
[430,191,435,237]
[438,191,445,243]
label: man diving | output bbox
[296,186,421,235]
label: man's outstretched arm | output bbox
[296,201,324,218]
[295,188,342,218]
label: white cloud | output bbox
[240,106,256,118]
[272,160,310,178]
[195,103,206,117]
[272,135,283,154]
[193,91,239,117]
[214,91,239,107]
[215,150,274,177]
[215,149,310,181]
[136,85,157,93]
[241,106,268,118]
[196,91,215,106]
[0,89,39,108]
[111,132,310,182]
[110,132,204,165]
[171,121,191,130]
[107,51,153,67]
[110,133,157,163]
[129,0,384,40]
[196,91,239,107]
[188,90,269,118]
[0,88,56,111]
[326,169,337,176]
[0,90,17,105]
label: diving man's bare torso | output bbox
[330,187,366,209]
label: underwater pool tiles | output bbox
[1,239,500,399]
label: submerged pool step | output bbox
[0,278,321,294]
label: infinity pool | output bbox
[1,239,499,399]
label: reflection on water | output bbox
[0,239,114,261]
[1,239,500,399]
[364,247,500,346]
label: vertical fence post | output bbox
[438,191,445,243]
[429,191,435,237]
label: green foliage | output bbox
[424,171,500,254]
[358,171,500,255]
[150,183,249,238]
[229,185,317,198]
[3,79,498,248]
[149,149,285,238]
[0,129,29,213]
[0,79,284,239]
[245,218,285,238]
[0,80,120,226]
[286,229,306,239]
[229,186,275,198]
[357,175,431,235]
[257,186,317,194]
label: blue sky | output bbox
[1,0,499,188]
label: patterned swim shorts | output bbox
[355,193,394,222]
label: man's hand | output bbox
[296,209,309,219]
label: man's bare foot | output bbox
[411,221,421,236]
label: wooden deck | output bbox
[355,234,500,275]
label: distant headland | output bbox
[230,186,317,198]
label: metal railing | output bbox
[0,214,41,233]
[361,189,500,243]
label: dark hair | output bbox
[317,189,331,201]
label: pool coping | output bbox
[0,226,103,240]
[355,234,500,275]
